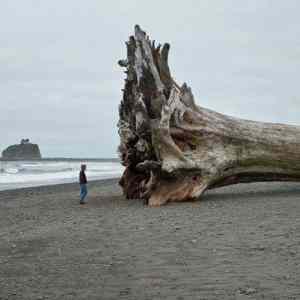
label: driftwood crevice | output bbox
[118,25,300,206]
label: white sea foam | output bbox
[0,160,124,191]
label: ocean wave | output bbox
[0,160,124,190]
[0,166,75,174]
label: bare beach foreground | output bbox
[0,180,300,300]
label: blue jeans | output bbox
[80,184,88,203]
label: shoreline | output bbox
[0,178,119,197]
[0,157,120,162]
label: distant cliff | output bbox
[1,140,42,160]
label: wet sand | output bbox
[0,179,300,299]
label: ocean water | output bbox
[0,160,124,191]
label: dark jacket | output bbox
[79,170,87,184]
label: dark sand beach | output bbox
[0,179,300,299]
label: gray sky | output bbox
[1,0,300,158]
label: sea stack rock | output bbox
[1,139,42,160]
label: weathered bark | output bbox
[118,25,300,206]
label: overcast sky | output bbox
[1,0,300,158]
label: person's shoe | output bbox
[80,201,85,205]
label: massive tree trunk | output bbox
[117,25,300,206]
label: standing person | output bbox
[79,164,88,204]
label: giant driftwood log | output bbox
[117,25,300,206]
